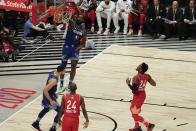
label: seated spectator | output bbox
[53,6,64,25]
[1,38,16,62]
[128,0,148,36]
[178,0,189,7]
[183,0,196,39]
[46,3,56,25]
[164,0,184,40]
[3,10,18,35]
[24,14,50,39]
[145,0,166,39]
[96,0,115,35]
[64,0,80,14]
[78,0,97,33]
[113,0,132,35]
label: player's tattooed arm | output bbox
[126,76,139,92]
[58,95,65,125]
[80,96,89,128]
[148,75,156,86]
[43,79,57,107]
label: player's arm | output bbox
[62,12,73,39]
[76,31,87,51]
[58,95,65,125]
[126,75,139,92]
[80,96,89,129]
[62,22,69,39]
[43,79,57,107]
[148,75,156,86]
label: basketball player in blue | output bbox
[32,65,65,131]
[58,14,86,93]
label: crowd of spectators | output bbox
[0,10,18,62]
[41,0,196,40]
[1,0,196,62]
[93,0,196,40]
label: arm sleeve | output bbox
[128,83,139,92]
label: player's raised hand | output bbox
[83,121,89,129]
[126,77,131,85]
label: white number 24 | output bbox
[67,100,76,110]
[139,80,147,89]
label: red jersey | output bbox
[64,94,80,118]
[133,73,150,92]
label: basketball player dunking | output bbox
[58,14,87,93]
[58,82,89,131]
[126,63,156,131]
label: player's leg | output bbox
[131,106,154,131]
[49,104,61,131]
[68,51,79,88]
[131,94,155,131]
[58,48,69,93]
[129,98,142,131]
[32,107,50,130]
[69,59,78,87]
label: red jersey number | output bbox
[137,74,149,91]
[138,80,147,91]
[66,100,76,110]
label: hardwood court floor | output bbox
[1,45,196,131]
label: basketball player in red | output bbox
[126,63,156,131]
[58,82,89,131]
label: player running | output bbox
[126,63,156,131]
[32,65,65,131]
[58,13,87,93]
[58,82,89,131]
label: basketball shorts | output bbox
[130,91,146,109]
[62,117,79,131]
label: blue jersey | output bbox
[42,71,58,107]
[64,26,83,49]
[61,26,84,64]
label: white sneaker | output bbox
[160,34,166,39]
[103,28,110,35]
[128,29,133,36]
[138,30,142,36]
[123,29,127,35]
[114,27,120,34]
[97,28,103,34]
[91,26,95,33]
